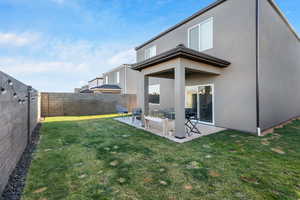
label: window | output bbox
[188,18,213,51]
[116,71,120,84]
[145,46,156,60]
[188,25,200,51]
[149,84,160,104]
[105,76,108,84]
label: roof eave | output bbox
[132,45,230,71]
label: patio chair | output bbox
[116,105,129,118]
[132,108,142,123]
[185,109,201,136]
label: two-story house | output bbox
[132,0,300,139]
[93,64,139,94]
[88,77,104,89]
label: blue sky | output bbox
[0,0,299,92]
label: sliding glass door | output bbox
[185,84,214,124]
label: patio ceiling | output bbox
[146,68,218,79]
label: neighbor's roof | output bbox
[91,84,121,90]
[80,89,93,93]
[132,44,230,71]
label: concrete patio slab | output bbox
[114,117,226,143]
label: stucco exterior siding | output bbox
[103,65,139,95]
[259,0,300,131]
[136,0,258,133]
[148,77,175,111]
[125,67,140,94]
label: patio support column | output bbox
[142,75,149,116]
[174,63,186,139]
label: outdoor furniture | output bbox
[116,105,129,118]
[163,108,175,120]
[144,116,171,136]
[132,108,142,123]
[185,109,201,136]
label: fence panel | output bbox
[0,71,39,194]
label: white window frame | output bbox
[187,23,200,51]
[144,45,157,60]
[185,83,215,125]
[187,17,213,52]
[116,71,120,84]
[148,84,160,105]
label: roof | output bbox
[80,89,93,93]
[132,44,230,71]
[91,84,122,90]
[135,0,227,50]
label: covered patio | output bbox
[115,116,225,143]
[131,44,230,141]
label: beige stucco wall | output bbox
[103,65,139,95]
[136,0,258,133]
[259,0,300,131]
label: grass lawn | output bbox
[22,116,300,200]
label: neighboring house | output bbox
[132,0,300,138]
[91,84,122,94]
[88,77,104,89]
[101,64,139,94]
[79,85,93,93]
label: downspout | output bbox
[256,0,261,136]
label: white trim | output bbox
[187,17,214,52]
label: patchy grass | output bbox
[22,116,300,200]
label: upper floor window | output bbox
[105,76,108,84]
[144,45,156,60]
[116,71,120,84]
[188,17,213,52]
